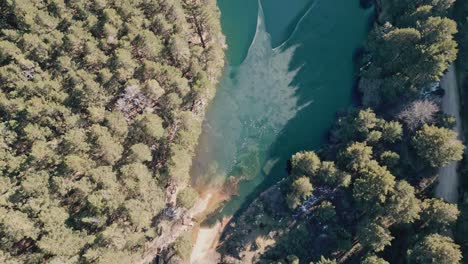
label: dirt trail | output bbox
[436,65,461,203]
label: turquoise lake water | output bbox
[191,0,374,219]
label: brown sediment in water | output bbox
[193,188,229,217]
[189,163,259,262]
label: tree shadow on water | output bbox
[216,0,374,260]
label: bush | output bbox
[177,187,199,209]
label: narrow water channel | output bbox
[191,0,374,221]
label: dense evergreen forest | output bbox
[218,0,467,263]
[1,0,467,263]
[0,0,224,263]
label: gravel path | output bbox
[436,65,461,203]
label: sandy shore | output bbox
[189,190,230,264]
[190,222,222,264]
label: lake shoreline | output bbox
[189,0,374,261]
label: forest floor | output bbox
[436,64,462,203]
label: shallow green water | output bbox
[191,0,373,219]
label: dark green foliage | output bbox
[379,151,400,167]
[435,113,457,129]
[357,221,394,252]
[268,1,465,263]
[381,121,403,143]
[286,176,314,209]
[177,187,199,209]
[290,151,321,177]
[173,232,193,260]
[338,142,373,173]
[361,255,390,264]
[420,198,459,230]
[313,201,336,223]
[384,181,421,224]
[286,151,351,210]
[352,160,396,206]
[333,108,380,142]
[412,124,464,167]
[0,0,224,262]
[333,109,403,147]
[316,161,351,188]
[361,0,458,105]
[313,256,337,264]
[286,255,300,264]
[407,234,461,264]
[279,104,463,261]
[129,143,152,163]
[383,0,456,20]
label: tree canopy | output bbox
[262,1,465,263]
[360,0,458,106]
[412,124,464,167]
[408,234,461,264]
[0,0,224,262]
